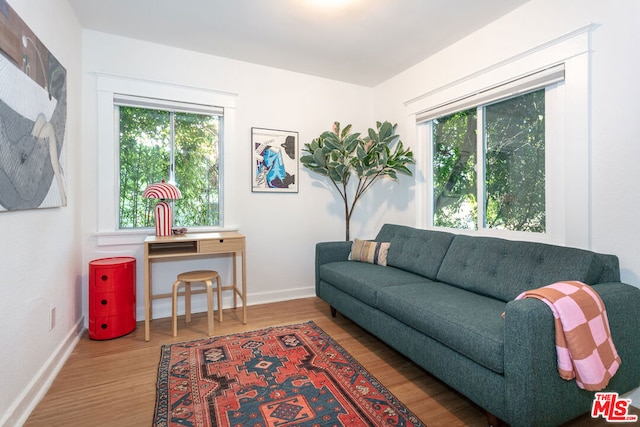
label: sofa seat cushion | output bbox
[377,282,506,374]
[318,261,432,306]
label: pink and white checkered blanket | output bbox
[514,281,621,391]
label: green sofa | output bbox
[315,224,640,426]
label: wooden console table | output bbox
[143,231,246,341]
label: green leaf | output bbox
[300,154,316,165]
[344,134,360,152]
[395,165,413,176]
[321,130,336,141]
[378,121,393,141]
[307,138,321,151]
[382,145,390,162]
[332,122,341,136]
[367,128,378,143]
[325,137,342,151]
[313,148,326,166]
[337,164,350,178]
[341,123,352,138]
[344,132,359,142]
[328,168,343,183]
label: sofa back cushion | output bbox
[375,224,455,280]
[437,235,606,302]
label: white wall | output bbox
[79,31,387,323]
[0,0,83,425]
[373,0,640,405]
[4,0,638,423]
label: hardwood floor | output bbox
[25,297,635,427]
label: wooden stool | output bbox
[172,270,222,337]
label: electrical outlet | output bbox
[49,306,56,331]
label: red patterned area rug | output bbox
[154,321,425,427]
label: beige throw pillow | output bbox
[349,239,390,266]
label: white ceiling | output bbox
[67,0,529,87]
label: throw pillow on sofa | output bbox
[348,239,390,266]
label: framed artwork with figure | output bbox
[0,0,68,211]
[251,127,298,193]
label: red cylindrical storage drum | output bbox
[88,257,136,340]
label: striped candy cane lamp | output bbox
[143,180,182,236]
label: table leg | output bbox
[149,267,153,321]
[242,249,247,324]
[232,253,238,309]
[144,247,151,341]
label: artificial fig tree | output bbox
[301,121,414,240]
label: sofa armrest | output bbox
[315,241,352,289]
[503,282,640,426]
[503,297,559,426]
[590,283,640,388]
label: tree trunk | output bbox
[345,200,351,241]
[345,213,350,241]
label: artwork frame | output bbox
[251,127,299,193]
[0,0,68,211]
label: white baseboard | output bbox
[1,317,85,427]
[136,286,316,320]
[247,286,316,306]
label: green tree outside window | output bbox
[118,106,220,229]
[432,89,545,232]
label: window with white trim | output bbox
[115,95,223,229]
[94,74,237,239]
[418,65,564,233]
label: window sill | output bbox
[95,226,239,247]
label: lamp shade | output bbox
[143,180,181,236]
[143,180,182,200]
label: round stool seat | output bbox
[172,270,222,337]
[177,270,219,282]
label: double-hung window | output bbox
[115,95,223,230]
[418,65,564,234]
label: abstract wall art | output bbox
[251,127,298,193]
[0,0,67,211]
